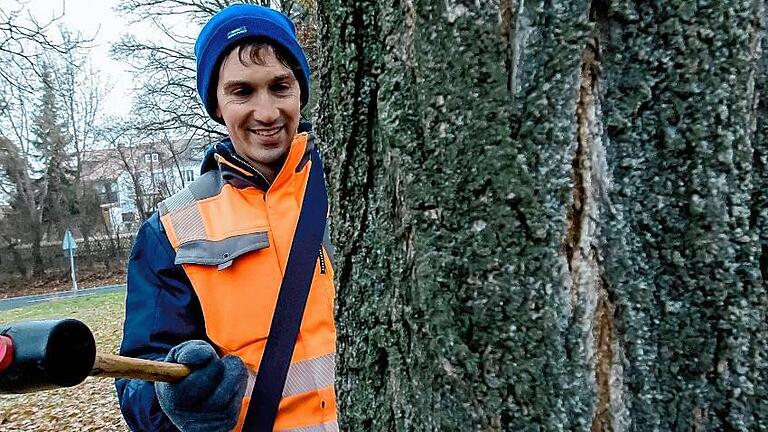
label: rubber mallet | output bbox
[0,319,190,394]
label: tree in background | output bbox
[0,3,102,277]
[95,118,184,222]
[50,45,106,239]
[158,132,203,190]
[0,75,49,276]
[0,2,87,94]
[32,67,76,240]
[95,121,150,221]
[0,65,79,276]
[318,1,767,430]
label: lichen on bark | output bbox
[600,0,768,429]
[317,0,768,430]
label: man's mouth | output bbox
[249,126,283,137]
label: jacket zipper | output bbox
[318,247,327,275]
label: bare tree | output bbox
[0,63,80,276]
[0,137,40,277]
[0,82,46,276]
[112,33,222,138]
[0,1,91,94]
[157,131,207,190]
[51,46,105,195]
[48,46,107,244]
[32,66,75,240]
[0,3,107,279]
[96,120,162,221]
[115,1,290,23]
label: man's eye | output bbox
[271,83,289,93]
[232,87,252,97]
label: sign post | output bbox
[62,230,78,292]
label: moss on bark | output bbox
[317,0,768,430]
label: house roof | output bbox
[82,137,211,182]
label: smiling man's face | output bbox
[215,44,301,182]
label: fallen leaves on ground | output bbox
[0,269,126,299]
[0,378,129,431]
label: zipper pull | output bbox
[318,247,327,275]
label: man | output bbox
[115,5,338,432]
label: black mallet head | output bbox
[0,319,96,394]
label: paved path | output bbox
[0,284,126,311]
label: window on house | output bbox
[107,182,118,203]
[183,169,195,182]
[95,181,118,204]
[151,153,159,162]
[122,212,136,222]
[144,154,151,163]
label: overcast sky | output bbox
[22,0,169,117]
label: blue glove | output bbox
[156,340,248,432]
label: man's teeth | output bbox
[250,126,282,137]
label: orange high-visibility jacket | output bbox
[158,132,338,432]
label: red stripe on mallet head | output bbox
[0,335,14,372]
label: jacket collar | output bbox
[200,132,314,192]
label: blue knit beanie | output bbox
[195,4,310,124]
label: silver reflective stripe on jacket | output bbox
[244,353,336,398]
[167,204,207,244]
[159,171,226,217]
[159,171,229,245]
[160,172,271,268]
[281,353,335,397]
[242,353,337,427]
[278,420,339,432]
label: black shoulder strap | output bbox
[242,146,329,432]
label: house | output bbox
[82,137,209,233]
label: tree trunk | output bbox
[317,0,768,430]
[2,240,29,278]
[31,226,45,278]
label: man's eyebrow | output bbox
[221,75,294,91]
[222,80,250,92]
[271,73,293,82]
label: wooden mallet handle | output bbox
[91,353,191,382]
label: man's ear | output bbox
[215,105,222,119]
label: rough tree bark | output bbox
[317,0,768,431]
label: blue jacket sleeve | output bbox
[115,212,206,432]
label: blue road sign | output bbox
[62,229,78,291]
[62,229,77,251]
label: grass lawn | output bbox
[0,291,130,431]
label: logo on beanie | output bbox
[227,26,248,39]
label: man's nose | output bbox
[250,93,279,125]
